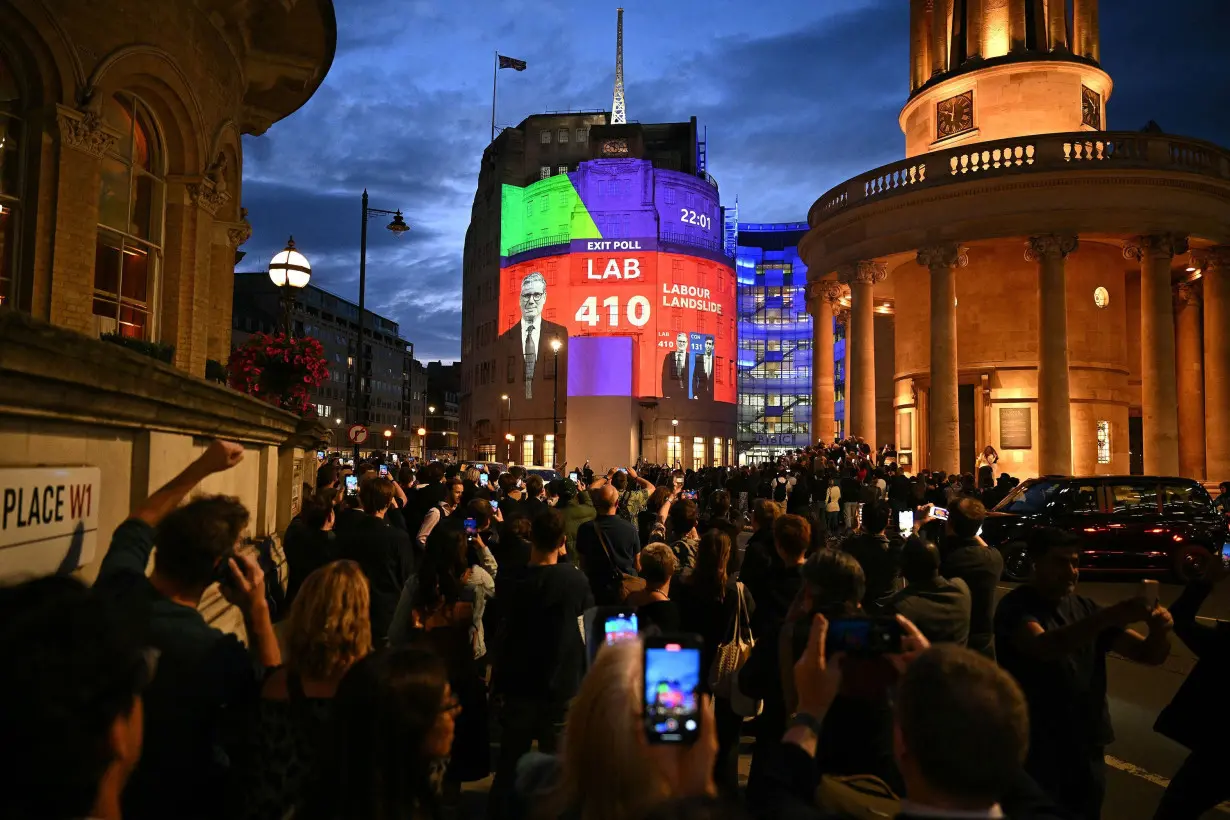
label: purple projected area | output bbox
[501,158,724,264]
[568,336,633,397]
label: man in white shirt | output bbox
[661,331,689,397]
[496,272,567,402]
[692,336,715,400]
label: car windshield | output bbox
[994,479,1062,514]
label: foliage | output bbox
[227,332,329,415]
[99,333,176,364]
[205,359,228,384]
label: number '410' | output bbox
[575,295,651,328]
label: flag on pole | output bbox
[498,54,527,71]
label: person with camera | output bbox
[994,527,1172,820]
[925,497,1002,659]
[337,477,415,645]
[92,440,279,820]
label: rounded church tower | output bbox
[901,0,1111,156]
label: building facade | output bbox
[232,273,421,454]
[425,361,461,461]
[801,0,1230,481]
[461,113,738,470]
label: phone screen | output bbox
[344,475,358,495]
[569,472,579,482]
[604,613,638,646]
[898,510,914,535]
[479,473,489,486]
[490,499,499,511]
[379,464,388,477]
[316,450,325,459]
[464,517,478,536]
[644,638,701,744]
[931,507,949,521]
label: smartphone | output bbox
[1222,541,1230,569]
[379,464,389,477]
[827,617,904,656]
[1138,579,1160,609]
[931,506,949,522]
[464,517,478,537]
[479,473,489,487]
[643,634,702,745]
[585,608,639,667]
[344,474,359,496]
[316,450,325,459]
[674,475,684,486]
[490,499,499,511]
[569,471,579,482]
[682,490,697,500]
[897,510,914,535]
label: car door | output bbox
[1045,481,1106,565]
[1106,480,1164,571]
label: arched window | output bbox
[94,93,164,339]
[0,51,21,309]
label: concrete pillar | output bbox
[1009,0,1027,51]
[1174,283,1206,480]
[966,0,983,60]
[1072,0,1099,61]
[839,263,886,450]
[918,244,967,476]
[837,308,851,436]
[1124,234,1187,476]
[1027,234,1078,475]
[931,0,950,76]
[1046,0,1068,50]
[807,281,845,444]
[1195,248,1230,481]
[911,0,932,91]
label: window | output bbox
[1110,483,1159,514]
[576,128,588,143]
[713,437,722,467]
[1096,420,1111,464]
[1161,482,1213,515]
[667,435,681,466]
[94,93,165,340]
[557,165,568,176]
[540,130,551,144]
[558,128,569,143]
[1053,484,1100,514]
[995,479,1061,514]
[522,435,534,465]
[0,52,22,309]
[692,437,705,470]
[539,166,551,180]
[543,434,555,467]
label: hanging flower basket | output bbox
[227,332,329,415]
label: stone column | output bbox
[839,262,887,450]
[1026,234,1078,475]
[1174,282,1206,480]
[1194,247,1230,481]
[1072,0,1100,61]
[836,307,851,435]
[917,244,967,476]
[807,281,846,444]
[931,0,950,76]
[1124,234,1187,476]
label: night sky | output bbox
[239,0,1229,362]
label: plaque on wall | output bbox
[999,408,1032,450]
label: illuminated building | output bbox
[802,1,1230,480]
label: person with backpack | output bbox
[575,484,643,605]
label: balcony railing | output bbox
[661,230,733,257]
[811,131,1230,225]
[506,234,571,257]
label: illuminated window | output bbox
[543,433,555,467]
[539,166,550,180]
[522,434,534,465]
[1096,420,1111,464]
[692,437,705,470]
[0,51,22,309]
[94,93,165,340]
[557,165,567,175]
[667,435,681,465]
[713,436,722,467]
[540,130,551,144]
[576,128,587,143]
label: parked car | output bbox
[981,476,1230,582]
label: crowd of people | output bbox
[1,436,1225,820]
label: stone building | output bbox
[0,0,336,586]
[801,0,1229,481]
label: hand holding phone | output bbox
[930,506,949,522]
[464,517,478,537]
[569,471,579,482]
[379,464,389,477]
[1138,579,1160,609]
[644,634,703,745]
[344,474,359,495]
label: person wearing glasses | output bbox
[497,272,567,402]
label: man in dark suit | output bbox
[691,335,715,400]
[661,331,689,397]
[496,272,567,403]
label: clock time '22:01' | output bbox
[680,209,711,229]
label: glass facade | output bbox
[735,222,839,464]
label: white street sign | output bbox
[0,466,101,579]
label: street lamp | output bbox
[417,427,427,460]
[550,338,563,463]
[354,190,409,461]
[500,394,511,456]
[384,429,392,452]
[671,417,679,467]
[268,236,311,337]
[505,432,515,464]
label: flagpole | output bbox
[491,50,498,143]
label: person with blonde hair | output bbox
[517,639,719,820]
[235,560,373,820]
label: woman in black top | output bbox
[673,529,754,795]
[282,491,339,613]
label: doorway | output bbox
[958,384,976,475]
[1129,416,1143,475]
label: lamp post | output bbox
[384,429,392,453]
[425,404,436,461]
[354,190,409,462]
[505,432,515,464]
[671,417,679,467]
[268,236,311,337]
[417,427,427,460]
[550,338,562,464]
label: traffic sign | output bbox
[347,424,369,445]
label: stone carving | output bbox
[916,243,969,270]
[1175,282,1202,308]
[227,207,253,248]
[205,152,230,196]
[1025,234,1079,262]
[838,261,888,286]
[1123,234,1189,261]
[806,280,847,306]
[188,178,231,216]
[833,307,851,327]
[55,107,119,158]
[1189,246,1230,273]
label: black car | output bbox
[981,476,1230,582]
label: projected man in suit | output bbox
[497,272,567,401]
[661,332,689,398]
[692,336,715,401]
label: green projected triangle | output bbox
[500,175,601,257]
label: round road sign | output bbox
[347,424,370,445]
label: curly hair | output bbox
[155,494,249,590]
[285,560,372,680]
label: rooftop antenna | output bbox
[612,7,626,124]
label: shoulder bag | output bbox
[595,523,645,603]
[710,581,761,717]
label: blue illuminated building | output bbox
[735,222,845,463]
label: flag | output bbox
[498,54,527,71]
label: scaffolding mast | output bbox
[611,7,626,124]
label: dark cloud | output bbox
[241,0,1225,362]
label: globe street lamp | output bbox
[417,427,427,460]
[268,236,311,337]
[500,394,511,455]
[384,429,392,452]
[505,432,515,464]
[354,190,409,461]
[550,338,563,463]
